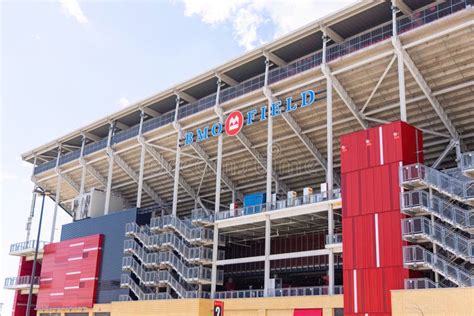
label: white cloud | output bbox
[118,97,130,108]
[59,0,89,24]
[178,0,356,50]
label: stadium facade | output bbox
[5,0,474,315]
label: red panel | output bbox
[293,309,322,316]
[341,121,425,316]
[36,234,103,310]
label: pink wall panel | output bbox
[36,234,103,310]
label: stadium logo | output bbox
[183,87,322,146]
[225,111,244,136]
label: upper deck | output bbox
[26,0,474,215]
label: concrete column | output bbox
[50,145,62,242]
[78,136,87,220]
[104,122,115,215]
[172,97,181,216]
[324,32,335,295]
[25,157,37,242]
[264,215,271,296]
[211,225,219,297]
[264,59,273,206]
[391,2,407,122]
[136,111,146,208]
[215,79,223,215]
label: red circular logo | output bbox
[225,111,244,136]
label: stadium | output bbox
[4,0,474,315]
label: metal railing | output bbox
[32,0,471,176]
[191,208,214,225]
[403,245,473,287]
[9,240,47,255]
[400,191,474,231]
[150,215,223,245]
[404,278,438,289]
[400,163,474,201]
[213,285,343,299]
[4,276,39,289]
[326,234,343,245]
[215,191,341,221]
[401,217,473,262]
[461,152,474,175]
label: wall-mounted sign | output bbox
[214,300,224,316]
[183,87,322,146]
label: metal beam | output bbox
[190,140,244,202]
[142,139,207,210]
[264,82,340,187]
[215,71,238,86]
[81,131,101,142]
[114,121,129,131]
[59,173,80,193]
[321,25,344,43]
[393,38,459,140]
[361,54,396,113]
[394,0,413,16]
[140,106,160,118]
[263,51,287,67]
[321,64,368,129]
[431,139,456,168]
[174,90,197,103]
[110,149,163,205]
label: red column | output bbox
[340,121,423,315]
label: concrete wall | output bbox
[37,295,343,316]
[391,288,474,316]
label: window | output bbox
[94,313,111,316]
[65,313,89,316]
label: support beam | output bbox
[394,0,413,16]
[142,141,207,210]
[104,123,115,214]
[210,226,219,297]
[136,111,146,208]
[361,54,396,113]
[51,146,62,243]
[431,139,456,168]
[174,90,197,103]
[114,121,129,131]
[59,173,80,193]
[280,96,340,187]
[111,150,163,205]
[321,64,368,129]
[81,131,101,142]
[215,71,238,86]
[214,79,224,214]
[320,24,344,43]
[393,38,460,141]
[263,51,287,67]
[264,216,271,296]
[140,106,160,118]
[392,3,408,122]
[190,140,244,202]
[264,58,274,206]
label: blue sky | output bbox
[0,0,354,313]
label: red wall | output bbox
[341,121,423,315]
[36,234,103,309]
[12,257,41,316]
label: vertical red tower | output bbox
[340,121,423,315]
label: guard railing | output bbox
[9,240,48,255]
[400,163,474,202]
[401,217,473,262]
[400,191,474,232]
[403,245,473,287]
[4,276,40,289]
[216,191,341,221]
[404,278,438,289]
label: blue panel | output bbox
[61,208,138,303]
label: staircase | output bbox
[400,161,474,288]
[402,217,473,262]
[121,214,224,300]
[403,245,473,287]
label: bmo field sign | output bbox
[183,87,322,146]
